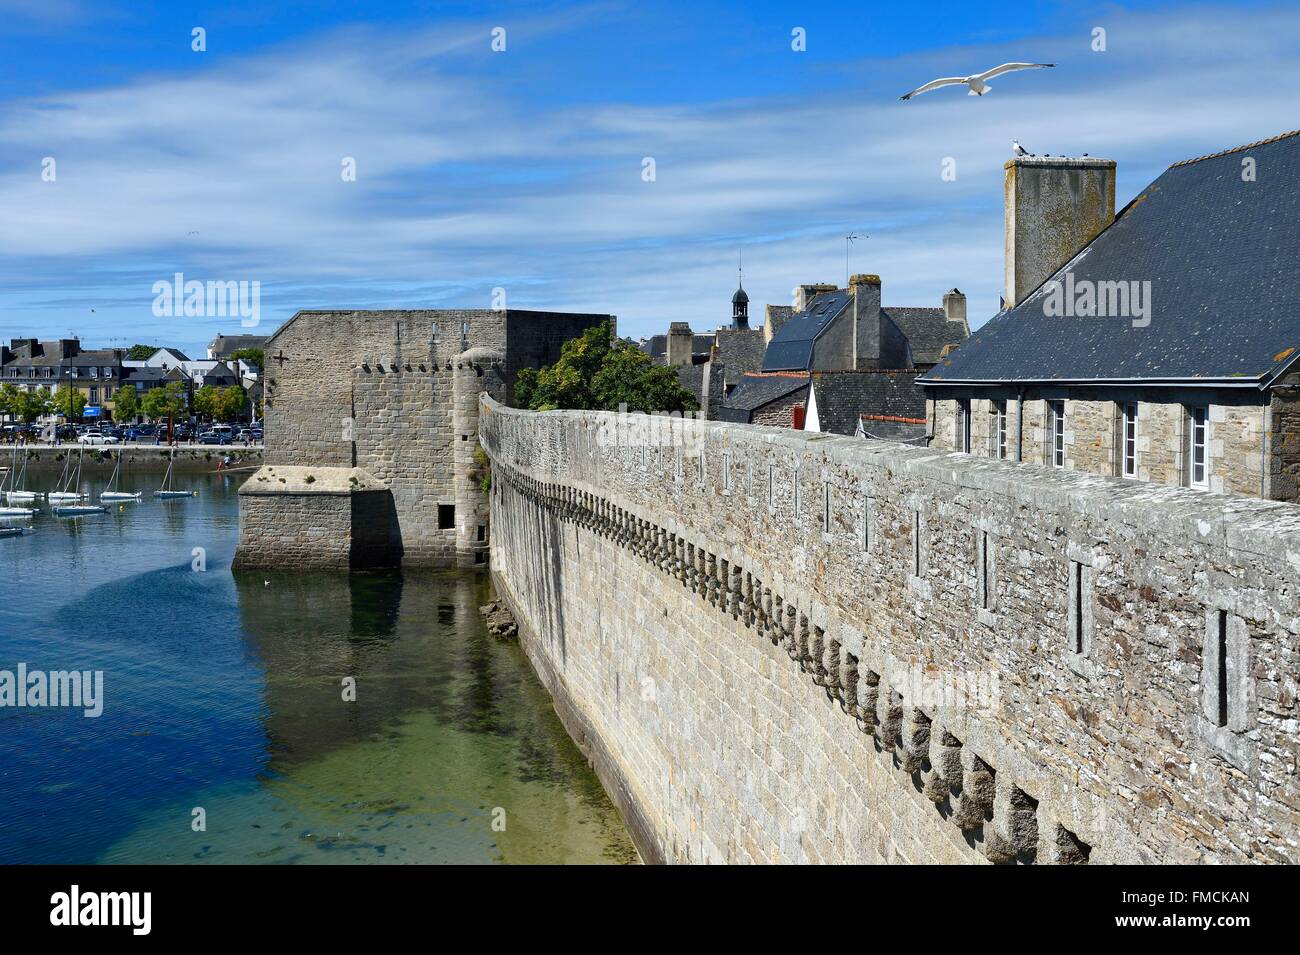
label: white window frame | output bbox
[1121,402,1138,478]
[991,399,1008,460]
[1049,400,1066,468]
[1188,405,1209,489]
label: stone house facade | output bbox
[924,130,1300,501]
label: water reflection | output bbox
[0,471,635,864]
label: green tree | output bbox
[127,344,157,361]
[192,384,219,421]
[216,385,248,422]
[514,322,697,414]
[141,381,187,424]
[112,383,140,422]
[0,383,19,421]
[229,347,263,372]
[25,391,51,423]
[53,383,86,422]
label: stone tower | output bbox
[1003,155,1116,309]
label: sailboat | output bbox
[0,446,38,517]
[153,448,196,499]
[99,452,141,502]
[47,447,88,503]
[3,446,38,503]
[51,448,106,516]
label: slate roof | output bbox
[762,291,851,371]
[713,327,766,384]
[882,307,966,366]
[640,332,717,361]
[923,129,1300,388]
[721,373,810,413]
[810,371,925,437]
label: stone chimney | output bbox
[666,322,694,366]
[796,283,838,311]
[1004,155,1116,309]
[849,273,883,370]
[942,288,969,334]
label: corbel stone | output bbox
[984,782,1039,865]
[923,728,963,804]
[952,754,995,832]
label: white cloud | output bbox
[0,3,1297,351]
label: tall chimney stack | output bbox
[849,273,882,370]
[666,322,694,366]
[1004,155,1116,309]
[942,288,969,334]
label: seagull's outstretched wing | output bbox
[899,76,967,101]
[976,62,1054,81]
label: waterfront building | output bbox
[921,129,1300,501]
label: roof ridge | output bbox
[1169,129,1300,168]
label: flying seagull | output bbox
[899,62,1054,100]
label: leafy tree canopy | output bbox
[112,383,140,421]
[127,344,157,361]
[141,381,187,422]
[514,322,698,415]
[52,383,86,421]
[229,347,263,372]
[194,384,247,422]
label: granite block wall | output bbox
[483,397,1300,864]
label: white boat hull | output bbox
[0,507,38,517]
[100,492,142,501]
[54,505,107,516]
[46,492,86,502]
[3,491,38,502]
[154,490,195,498]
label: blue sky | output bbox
[0,0,1294,354]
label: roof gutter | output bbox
[918,376,1268,389]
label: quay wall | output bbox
[480,396,1300,864]
[6,446,263,472]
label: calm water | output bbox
[0,468,635,864]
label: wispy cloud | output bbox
[0,3,1297,351]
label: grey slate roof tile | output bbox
[923,129,1300,387]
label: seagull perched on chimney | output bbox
[899,62,1054,100]
[1012,140,1030,156]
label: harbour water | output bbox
[0,470,636,864]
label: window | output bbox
[991,400,1008,459]
[438,504,456,530]
[958,399,972,453]
[1121,402,1138,478]
[1049,400,1066,467]
[1187,406,1209,488]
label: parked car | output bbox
[197,431,231,445]
[78,431,120,445]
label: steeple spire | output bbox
[731,249,749,330]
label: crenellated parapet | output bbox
[480,397,1300,865]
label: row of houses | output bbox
[637,126,1300,505]
[637,266,969,443]
[0,334,265,423]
